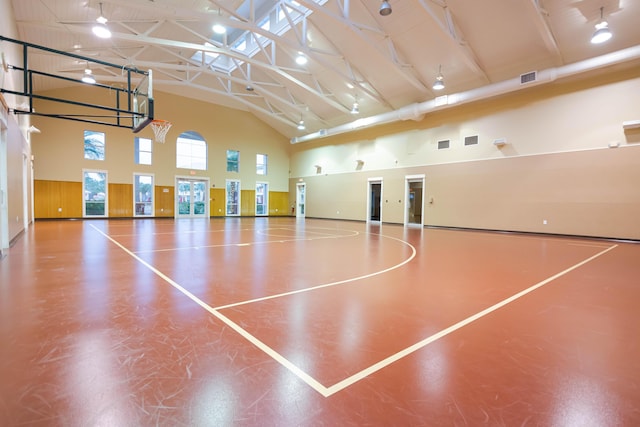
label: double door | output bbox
[176,178,209,217]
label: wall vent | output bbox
[464,135,478,146]
[437,139,450,150]
[520,71,537,84]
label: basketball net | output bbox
[150,119,172,143]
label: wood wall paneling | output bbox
[34,180,83,218]
[108,183,133,217]
[210,188,225,217]
[269,191,290,216]
[155,186,174,217]
[241,190,255,216]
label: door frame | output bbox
[82,169,109,218]
[296,182,306,219]
[367,177,383,224]
[133,173,155,217]
[225,178,241,217]
[404,174,425,227]
[255,181,269,216]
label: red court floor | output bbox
[1,217,639,426]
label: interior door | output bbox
[405,175,425,227]
[176,178,208,217]
[368,179,382,223]
[296,182,306,218]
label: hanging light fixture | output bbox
[591,7,612,44]
[81,63,96,84]
[350,95,359,114]
[297,113,306,130]
[432,65,445,90]
[92,3,112,39]
[379,0,392,16]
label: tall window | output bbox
[227,150,239,172]
[134,174,154,216]
[83,170,107,217]
[256,153,267,175]
[176,131,207,170]
[84,130,105,160]
[135,137,152,165]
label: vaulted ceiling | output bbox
[7,0,640,141]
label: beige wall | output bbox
[289,67,640,240]
[31,87,291,208]
[22,36,640,240]
[1,2,34,247]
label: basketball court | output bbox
[1,217,638,425]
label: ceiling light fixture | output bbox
[295,52,308,65]
[591,7,612,44]
[432,65,445,90]
[92,3,112,39]
[212,24,226,35]
[350,96,359,115]
[379,0,392,16]
[81,64,96,84]
[297,119,306,130]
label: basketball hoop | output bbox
[150,119,172,143]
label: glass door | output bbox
[296,182,306,218]
[226,179,240,216]
[83,170,107,217]
[134,174,154,216]
[176,178,209,217]
[256,182,268,216]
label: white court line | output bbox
[133,232,359,254]
[213,233,416,311]
[90,223,617,398]
[322,243,618,396]
[89,224,332,396]
[567,242,612,249]
[256,227,360,239]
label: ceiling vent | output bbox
[520,71,537,85]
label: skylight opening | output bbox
[191,0,327,74]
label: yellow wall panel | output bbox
[34,180,82,218]
[269,191,290,216]
[210,188,225,217]
[155,186,174,217]
[108,183,133,217]
[241,190,255,216]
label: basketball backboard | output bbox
[132,69,154,133]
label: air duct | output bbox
[291,45,640,144]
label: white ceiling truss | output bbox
[4,0,640,140]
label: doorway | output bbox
[405,174,425,227]
[367,178,383,223]
[296,182,306,218]
[176,177,209,217]
[226,179,240,216]
[256,182,269,216]
[83,169,108,217]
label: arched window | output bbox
[176,131,207,170]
